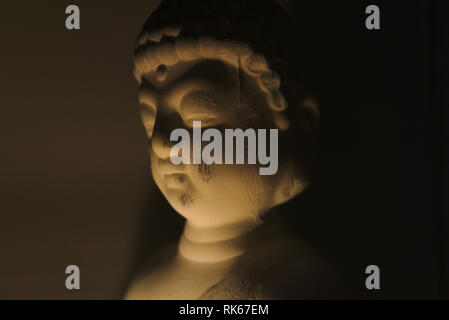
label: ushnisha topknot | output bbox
[134,0,306,130]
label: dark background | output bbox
[0,0,446,299]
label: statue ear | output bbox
[296,97,320,138]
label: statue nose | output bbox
[151,130,175,159]
[151,114,184,160]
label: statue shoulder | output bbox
[257,235,345,299]
[229,234,345,299]
[199,234,344,300]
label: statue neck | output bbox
[178,217,263,263]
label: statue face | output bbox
[139,58,296,227]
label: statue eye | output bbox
[183,112,217,127]
[180,91,219,125]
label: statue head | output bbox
[134,0,319,227]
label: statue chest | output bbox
[127,256,234,299]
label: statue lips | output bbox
[156,158,188,189]
[165,173,187,189]
[158,157,185,174]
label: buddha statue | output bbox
[125,0,341,299]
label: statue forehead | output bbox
[134,28,290,130]
[133,25,277,82]
[141,58,237,90]
[135,36,248,82]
